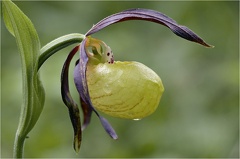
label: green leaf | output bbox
[2,0,45,157]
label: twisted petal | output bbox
[80,96,93,130]
[61,45,81,153]
[74,38,118,139]
[86,8,212,47]
[74,59,92,130]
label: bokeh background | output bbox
[1,1,239,158]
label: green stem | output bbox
[13,133,25,158]
[38,33,85,70]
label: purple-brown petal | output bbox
[80,96,93,130]
[86,8,212,47]
[74,59,92,130]
[61,45,81,152]
[99,116,118,139]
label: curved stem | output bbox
[38,33,85,70]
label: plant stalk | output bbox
[38,33,85,70]
[13,133,25,158]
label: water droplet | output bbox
[133,118,141,121]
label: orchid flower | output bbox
[59,8,212,152]
[3,0,213,157]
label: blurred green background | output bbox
[1,1,239,158]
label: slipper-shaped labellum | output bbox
[85,37,164,119]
